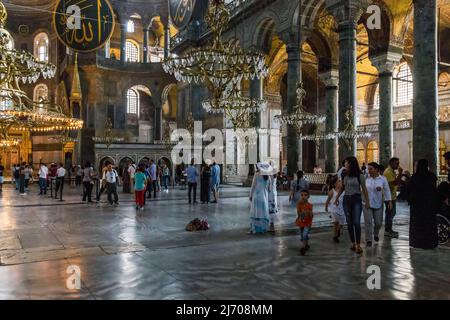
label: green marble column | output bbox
[371,53,401,168]
[120,24,126,64]
[286,44,301,176]
[413,0,439,173]
[337,20,357,162]
[321,70,339,173]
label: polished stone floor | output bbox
[0,183,449,300]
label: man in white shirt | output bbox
[55,163,66,199]
[363,162,392,247]
[128,162,136,193]
[39,163,49,195]
[105,163,119,206]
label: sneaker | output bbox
[140,207,144,211]
[374,236,379,242]
[366,241,372,247]
[114,202,119,206]
[350,244,356,251]
[136,205,139,210]
[385,230,399,238]
[333,236,340,243]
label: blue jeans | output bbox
[385,200,397,232]
[15,178,19,190]
[343,194,363,244]
[39,178,47,194]
[300,227,311,242]
[163,176,169,190]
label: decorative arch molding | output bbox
[252,12,282,52]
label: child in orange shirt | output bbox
[296,190,314,256]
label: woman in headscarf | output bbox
[200,159,211,204]
[407,159,438,249]
[249,162,272,234]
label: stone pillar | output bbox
[320,70,339,173]
[286,43,302,175]
[154,106,163,141]
[143,28,149,63]
[164,25,170,59]
[413,0,439,173]
[120,23,127,63]
[371,53,401,167]
[327,0,369,163]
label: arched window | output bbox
[125,40,139,62]
[374,86,380,109]
[34,84,48,102]
[127,20,135,33]
[34,32,49,62]
[367,141,379,163]
[127,89,139,114]
[395,63,413,106]
[357,142,365,166]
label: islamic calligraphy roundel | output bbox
[169,0,196,30]
[54,0,115,52]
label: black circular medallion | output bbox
[53,0,115,52]
[169,0,196,30]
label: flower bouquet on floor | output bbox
[186,218,210,232]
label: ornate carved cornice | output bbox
[325,0,371,26]
[370,51,403,74]
[319,69,339,88]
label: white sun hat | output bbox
[257,162,274,175]
[205,159,212,166]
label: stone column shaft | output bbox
[338,21,357,161]
[321,70,339,173]
[120,25,127,63]
[286,44,302,175]
[143,28,149,63]
[250,78,263,163]
[155,107,163,141]
[413,0,439,173]
[371,52,402,168]
[378,71,394,167]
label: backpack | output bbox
[185,218,210,232]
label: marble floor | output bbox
[0,183,449,300]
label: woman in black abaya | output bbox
[407,159,438,249]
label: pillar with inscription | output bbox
[371,53,401,167]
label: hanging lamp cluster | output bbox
[163,0,268,127]
[0,1,83,143]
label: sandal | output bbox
[355,245,363,254]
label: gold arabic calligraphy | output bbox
[58,0,111,47]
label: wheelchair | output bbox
[437,208,450,245]
[437,182,450,245]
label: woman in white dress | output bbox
[249,162,273,234]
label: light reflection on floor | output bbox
[0,185,448,300]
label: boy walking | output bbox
[296,190,314,256]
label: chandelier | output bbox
[0,1,83,136]
[163,0,268,115]
[335,107,372,148]
[275,82,326,133]
[92,118,124,149]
